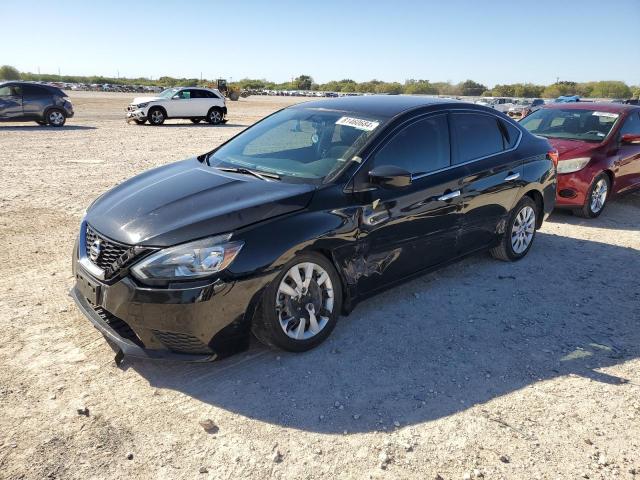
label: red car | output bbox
[520,102,640,217]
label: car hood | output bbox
[131,96,162,104]
[85,158,316,247]
[547,138,599,159]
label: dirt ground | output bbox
[1,91,639,480]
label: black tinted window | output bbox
[451,113,505,164]
[501,120,521,149]
[373,114,450,175]
[619,112,640,136]
[22,85,50,98]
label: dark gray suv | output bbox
[0,81,74,127]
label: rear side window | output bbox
[0,85,21,96]
[450,113,505,164]
[372,114,450,175]
[501,120,521,149]
[22,85,50,98]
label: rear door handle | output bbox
[504,172,520,181]
[437,190,461,201]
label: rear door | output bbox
[21,84,52,119]
[0,84,23,119]
[614,111,640,192]
[451,111,524,253]
[354,113,465,294]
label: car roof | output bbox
[542,102,640,114]
[289,95,462,118]
[0,81,66,96]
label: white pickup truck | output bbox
[126,86,227,125]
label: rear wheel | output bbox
[148,108,165,126]
[575,173,609,218]
[47,109,66,127]
[206,108,223,125]
[252,252,342,352]
[491,196,538,262]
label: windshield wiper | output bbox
[216,166,281,181]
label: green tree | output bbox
[404,79,437,95]
[458,80,487,96]
[586,81,632,98]
[376,82,403,95]
[0,65,20,80]
[293,75,313,90]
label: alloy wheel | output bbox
[48,110,65,126]
[150,110,164,124]
[209,110,222,124]
[276,262,334,340]
[511,205,536,254]
[590,178,608,213]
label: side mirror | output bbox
[621,133,640,144]
[369,165,412,189]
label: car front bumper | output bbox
[125,108,147,122]
[71,243,256,361]
[554,166,599,208]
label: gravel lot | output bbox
[1,92,639,480]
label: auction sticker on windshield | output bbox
[336,116,380,131]
[592,111,619,118]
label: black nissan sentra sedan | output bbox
[72,96,557,361]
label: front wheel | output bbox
[148,108,165,126]
[252,253,342,352]
[491,196,538,262]
[575,173,609,218]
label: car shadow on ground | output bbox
[0,125,97,131]
[152,123,245,128]
[131,229,640,434]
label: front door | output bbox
[351,113,464,294]
[614,111,640,192]
[0,84,23,119]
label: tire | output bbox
[133,119,146,125]
[252,252,343,352]
[190,118,202,124]
[46,109,66,127]
[575,173,610,218]
[148,107,165,126]
[206,108,223,125]
[490,196,538,262]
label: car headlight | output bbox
[131,234,243,281]
[557,157,590,174]
[136,102,149,108]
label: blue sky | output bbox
[4,0,639,86]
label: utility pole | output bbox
[556,76,560,84]
[58,67,61,79]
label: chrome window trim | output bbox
[352,107,523,185]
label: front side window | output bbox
[209,107,386,182]
[450,113,505,164]
[521,108,619,142]
[618,112,640,137]
[371,114,450,175]
[158,88,180,99]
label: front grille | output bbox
[152,330,213,354]
[85,225,138,278]
[92,304,144,347]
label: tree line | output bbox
[1,65,638,99]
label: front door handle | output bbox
[437,190,461,201]
[504,172,520,181]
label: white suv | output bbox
[126,87,227,126]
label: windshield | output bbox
[159,87,180,98]
[520,108,619,142]
[208,107,386,182]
